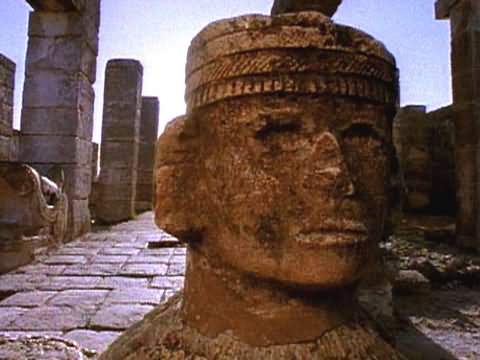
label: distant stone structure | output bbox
[394,105,455,214]
[96,59,143,223]
[136,96,159,213]
[0,55,17,163]
[394,106,432,211]
[436,0,480,249]
[101,2,404,359]
[19,0,101,239]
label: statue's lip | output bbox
[295,223,368,247]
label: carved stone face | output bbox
[156,94,391,289]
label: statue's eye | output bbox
[255,118,301,141]
[341,123,385,150]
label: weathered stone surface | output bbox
[0,292,57,308]
[136,97,159,213]
[97,59,143,224]
[0,164,68,273]
[8,306,87,331]
[0,54,15,141]
[427,106,455,214]
[437,0,480,250]
[48,290,109,313]
[0,334,95,360]
[271,0,342,16]
[103,9,402,359]
[90,304,153,330]
[393,105,431,211]
[105,288,165,305]
[393,270,431,296]
[64,330,120,353]
[20,1,100,240]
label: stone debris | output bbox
[0,334,96,360]
[393,270,431,296]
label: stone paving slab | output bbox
[63,330,121,353]
[90,304,154,330]
[0,212,185,355]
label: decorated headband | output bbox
[185,11,398,113]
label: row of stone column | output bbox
[95,59,159,224]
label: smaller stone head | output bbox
[155,11,398,290]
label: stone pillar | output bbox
[97,59,143,223]
[0,55,15,162]
[393,105,432,211]
[20,0,101,239]
[436,0,480,249]
[135,96,159,213]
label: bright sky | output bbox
[1,0,452,143]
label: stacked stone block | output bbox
[136,97,159,213]
[436,0,480,249]
[427,106,455,214]
[97,59,143,223]
[0,55,16,162]
[19,0,101,239]
[393,106,432,211]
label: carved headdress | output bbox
[185,8,398,113]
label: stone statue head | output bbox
[155,11,398,290]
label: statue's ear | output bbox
[154,115,204,243]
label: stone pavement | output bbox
[0,212,185,354]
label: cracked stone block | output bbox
[0,308,28,328]
[119,263,168,277]
[38,276,102,291]
[0,292,57,308]
[98,248,140,256]
[43,255,89,265]
[62,264,122,276]
[99,277,149,289]
[150,276,184,291]
[7,306,88,331]
[90,304,153,330]
[63,330,121,353]
[91,255,129,264]
[47,290,109,313]
[105,288,164,306]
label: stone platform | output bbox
[0,212,185,354]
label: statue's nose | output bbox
[309,131,355,198]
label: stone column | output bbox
[0,55,15,162]
[96,59,143,223]
[436,0,480,249]
[393,105,432,211]
[20,0,100,239]
[135,96,159,213]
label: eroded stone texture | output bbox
[136,97,159,213]
[271,0,342,16]
[436,0,480,250]
[0,55,15,163]
[20,0,100,240]
[393,106,432,211]
[96,59,143,224]
[103,9,402,359]
[427,106,455,214]
[0,334,95,360]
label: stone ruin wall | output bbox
[19,0,100,239]
[0,55,19,163]
[394,104,455,215]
